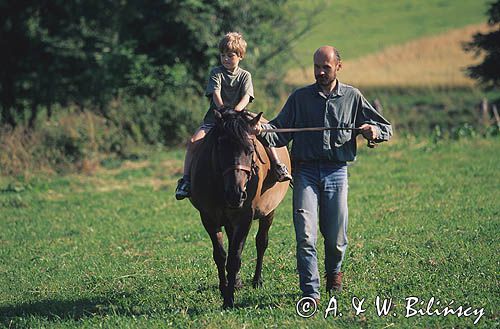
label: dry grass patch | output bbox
[286,24,493,88]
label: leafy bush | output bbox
[113,89,205,146]
[451,123,478,140]
[0,111,132,175]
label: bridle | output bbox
[222,164,253,177]
[220,137,258,182]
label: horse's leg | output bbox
[224,224,242,289]
[253,210,275,288]
[223,217,252,308]
[201,216,227,295]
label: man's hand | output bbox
[251,123,262,136]
[359,124,378,140]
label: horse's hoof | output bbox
[222,299,234,309]
[234,278,243,290]
[252,278,263,288]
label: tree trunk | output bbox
[47,103,52,120]
[28,100,39,129]
[0,76,17,127]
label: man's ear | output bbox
[336,61,342,71]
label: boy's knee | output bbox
[185,138,195,150]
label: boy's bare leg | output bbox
[182,145,193,177]
[175,127,209,200]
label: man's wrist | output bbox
[374,126,381,140]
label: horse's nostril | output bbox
[241,191,247,201]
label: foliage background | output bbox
[0,0,311,127]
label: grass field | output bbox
[1,2,498,327]
[1,137,498,328]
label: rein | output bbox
[261,126,362,133]
[260,126,376,148]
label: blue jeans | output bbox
[292,161,348,299]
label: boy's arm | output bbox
[212,90,224,109]
[234,94,251,112]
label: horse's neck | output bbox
[254,139,269,167]
[200,131,220,172]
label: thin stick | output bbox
[261,127,362,133]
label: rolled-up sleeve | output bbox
[205,68,221,97]
[241,72,255,102]
[355,93,393,142]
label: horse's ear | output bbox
[249,112,263,127]
[214,109,223,122]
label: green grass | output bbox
[1,138,499,328]
[290,0,491,68]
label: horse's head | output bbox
[213,109,262,209]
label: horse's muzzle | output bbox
[225,190,247,209]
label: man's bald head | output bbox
[314,46,341,64]
[313,46,342,93]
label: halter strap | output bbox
[222,164,253,177]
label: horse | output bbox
[189,109,290,308]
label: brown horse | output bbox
[189,109,290,308]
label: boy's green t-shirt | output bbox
[203,65,254,123]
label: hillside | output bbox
[286,23,493,88]
[289,0,491,67]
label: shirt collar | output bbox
[222,65,241,75]
[313,79,344,98]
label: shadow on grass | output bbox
[234,291,300,310]
[0,288,300,324]
[0,294,144,324]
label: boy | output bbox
[175,31,291,200]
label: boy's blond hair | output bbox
[219,32,247,58]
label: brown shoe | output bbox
[301,296,320,307]
[325,272,343,296]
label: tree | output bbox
[0,0,320,129]
[465,0,500,89]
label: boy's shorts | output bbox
[198,122,215,131]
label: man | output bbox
[257,46,392,301]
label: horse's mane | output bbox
[212,109,254,153]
